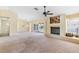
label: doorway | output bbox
[0,17,10,37]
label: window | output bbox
[66,19,79,35]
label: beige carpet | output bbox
[0,32,79,53]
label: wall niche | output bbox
[50,16,60,24]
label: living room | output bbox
[0,6,79,52]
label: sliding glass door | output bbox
[33,23,44,33]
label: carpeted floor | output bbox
[0,32,79,53]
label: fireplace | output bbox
[50,27,60,35]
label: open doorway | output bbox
[0,17,10,37]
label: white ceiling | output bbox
[0,6,79,21]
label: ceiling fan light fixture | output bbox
[43,6,53,17]
[43,12,47,16]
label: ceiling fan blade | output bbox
[47,13,53,15]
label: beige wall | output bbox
[0,9,79,36]
[66,13,79,19]
[0,10,17,35]
[0,10,31,35]
[0,9,75,36]
[29,13,79,36]
[29,15,66,37]
[17,19,29,32]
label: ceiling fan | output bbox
[43,6,53,17]
[34,6,53,17]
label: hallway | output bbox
[0,32,79,53]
